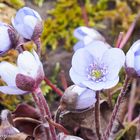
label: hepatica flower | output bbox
[70,41,125,90]
[126,40,140,77]
[12,7,42,40]
[0,22,12,55]
[0,50,44,95]
[73,26,105,51]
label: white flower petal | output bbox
[74,26,105,42]
[82,77,119,90]
[72,85,87,95]
[72,49,94,75]
[76,88,96,109]
[82,80,105,90]
[102,48,125,80]
[0,62,18,86]
[17,51,38,78]
[24,15,37,30]
[85,41,110,61]
[126,50,135,68]
[73,41,84,51]
[134,55,140,72]
[0,26,11,52]
[0,86,26,95]
[130,40,140,53]
[69,68,87,87]
[103,77,119,89]
[32,10,42,21]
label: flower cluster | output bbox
[69,26,140,109]
[0,7,44,95]
[0,7,42,55]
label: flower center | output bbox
[91,70,102,79]
[87,63,108,82]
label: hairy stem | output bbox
[95,91,102,140]
[32,92,50,140]
[128,79,136,122]
[104,76,131,140]
[34,38,41,56]
[35,88,57,140]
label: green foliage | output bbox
[0,0,25,9]
[115,123,137,140]
[33,0,44,7]
[41,0,139,51]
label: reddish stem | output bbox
[103,76,131,140]
[78,0,89,26]
[118,13,140,49]
[116,32,124,48]
[32,92,50,140]
[44,77,63,96]
[127,79,136,122]
[60,70,68,90]
[95,91,102,140]
[34,88,57,140]
[45,115,70,135]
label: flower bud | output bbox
[0,23,13,55]
[73,26,106,51]
[0,110,19,137]
[60,85,96,111]
[0,50,44,95]
[12,7,42,40]
[126,40,140,78]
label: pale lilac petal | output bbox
[103,77,119,89]
[0,86,27,95]
[24,15,38,30]
[32,50,42,66]
[102,48,125,80]
[74,26,105,42]
[126,50,134,68]
[72,85,87,95]
[72,49,94,75]
[83,36,93,45]
[12,19,31,39]
[32,10,42,21]
[76,88,96,109]
[73,41,84,51]
[17,51,38,78]
[82,77,119,90]
[82,80,105,91]
[0,26,11,52]
[134,55,140,72]
[69,68,87,87]
[74,26,87,40]
[85,41,110,61]
[130,40,140,53]
[14,7,36,24]
[0,62,18,86]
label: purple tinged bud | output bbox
[0,23,14,55]
[0,50,44,95]
[12,7,42,40]
[126,40,140,77]
[60,85,96,110]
